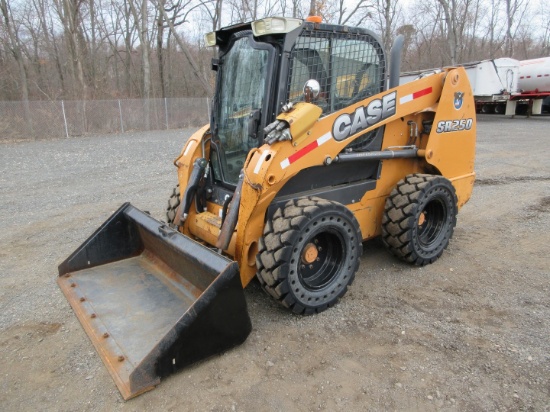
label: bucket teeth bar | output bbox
[58,203,251,399]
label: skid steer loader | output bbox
[58,16,476,399]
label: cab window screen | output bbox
[287,32,385,115]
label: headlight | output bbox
[205,32,217,47]
[251,17,302,37]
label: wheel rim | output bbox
[298,230,344,290]
[417,196,447,249]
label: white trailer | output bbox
[463,58,519,114]
[518,57,550,91]
[400,57,550,115]
[400,58,519,114]
[511,57,550,115]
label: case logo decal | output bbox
[332,91,396,141]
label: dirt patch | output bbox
[1,323,62,353]
[527,195,550,214]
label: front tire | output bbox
[256,197,362,315]
[382,174,457,266]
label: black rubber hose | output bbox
[177,157,207,224]
[221,194,232,226]
[216,171,244,251]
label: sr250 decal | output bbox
[436,118,473,133]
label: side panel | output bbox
[426,68,476,207]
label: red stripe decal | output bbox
[412,87,432,99]
[288,140,319,165]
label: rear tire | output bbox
[480,104,494,114]
[166,184,180,224]
[256,197,362,315]
[494,104,505,114]
[382,174,457,266]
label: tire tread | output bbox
[381,174,457,266]
[256,197,362,315]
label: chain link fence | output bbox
[0,98,210,141]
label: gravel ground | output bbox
[0,115,549,411]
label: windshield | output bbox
[213,35,270,185]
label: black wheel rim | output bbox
[417,196,447,248]
[298,230,345,290]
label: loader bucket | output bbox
[57,203,251,400]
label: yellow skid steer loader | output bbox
[58,16,476,399]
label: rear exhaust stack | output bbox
[389,34,404,89]
[58,203,251,399]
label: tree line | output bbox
[1,0,549,103]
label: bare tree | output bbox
[153,0,212,96]
[0,0,547,103]
[540,1,550,56]
[434,0,482,65]
[0,0,33,132]
[157,0,167,98]
[323,0,374,25]
[51,0,90,99]
[480,0,505,59]
[372,0,402,50]
[396,23,415,69]
[32,0,66,97]
[128,0,153,127]
[504,0,529,57]
[198,0,224,31]
[128,0,152,99]
[436,0,458,65]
